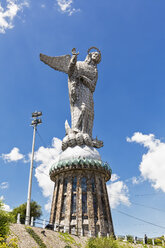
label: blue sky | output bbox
[0,0,165,238]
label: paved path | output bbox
[9,224,88,248]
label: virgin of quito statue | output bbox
[40,47,114,237]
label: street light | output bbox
[25,111,42,225]
[31,118,42,126]
[32,111,42,118]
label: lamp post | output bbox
[25,111,42,225]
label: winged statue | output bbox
[40,47,103,150]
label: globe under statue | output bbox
[40,47,114,237]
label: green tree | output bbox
[0,200,14,238]
[12,201,42,224]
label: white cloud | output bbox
[107,174,130,208]
[127,132,165,192]
[0,137,62,212]
[41,4,45,8]
[34,137,62,211]
[0,182,9,189]
[111,173,120,182]
[2,203,12,211]
[56,0,80,16]
[0,195,4,201]
[0,196,12,211]
[131,176,144,185]
[0,0,29,33]
[1,147,25,162]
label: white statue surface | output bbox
[40,47,103,150]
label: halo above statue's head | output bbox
[87,47,101,55]
[87,47,101,64]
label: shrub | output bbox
[0,237,18,248]
[126,235,133,243]
[25,226,47,248]
[59,232,82,248]
[86,237,120,248]
[154,238,162,246]
[0,201,14,238]
[147,238,152,245]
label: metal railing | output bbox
[16,213,165,245]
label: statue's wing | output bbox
[40,53,71,74]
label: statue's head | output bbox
[85,47,101,65]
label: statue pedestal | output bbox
[49,145,114,237]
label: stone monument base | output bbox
[49,146,114,237]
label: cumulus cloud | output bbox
[127,132,165,192]
[1,147,25,162]
[107,174,130,208]
[111,173,120,182]
[56,0,80,16]
[2,202,12,211]
[131,176,144,185]
[0,0,29,33]
[0,137,62,212]
[0,182,9,189]
[34,137,62,211]
[0,196,12,211]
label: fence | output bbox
[115,234,165,246]
[17,214,107,237]
[16,213,165,245]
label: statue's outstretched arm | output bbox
[68,48,79,77]
[68,54,77,77]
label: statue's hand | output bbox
[72,48,79,56]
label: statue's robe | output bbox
[69,61,98,137]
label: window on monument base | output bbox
[71,194,77,213]
[72,177,77,192]
[91,177,95,193]
[81,177,87,192]
[99,178,104,194]
[63,178,68,193]
[83,215,88,219]
[55,179,61,207]
[82,193,87,214]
